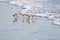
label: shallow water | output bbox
[0,2,60,40]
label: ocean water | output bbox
[0,2,60,40]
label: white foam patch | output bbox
[53,19,60,26]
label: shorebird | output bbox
[21,14,36,24]
[12,13,19,17]
[12,13,20,22]
[12,13,36,23]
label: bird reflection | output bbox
[13,17,19,22]
[22,16,36,24]
[27,17,36,24]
